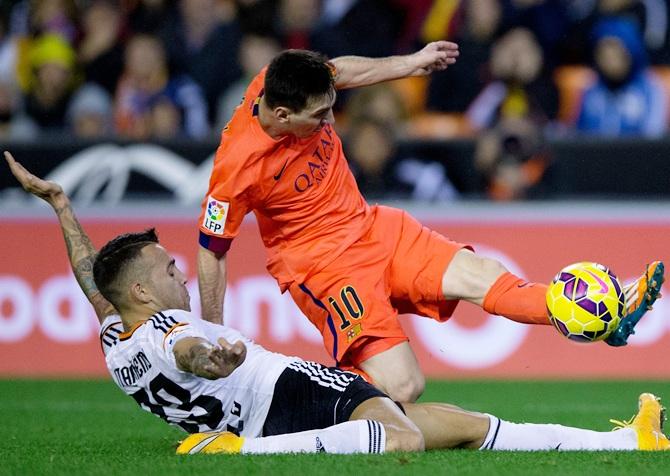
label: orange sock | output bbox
[482,272,550,325]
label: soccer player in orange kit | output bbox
[197,44,664,402]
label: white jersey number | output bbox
[131,372,227,433]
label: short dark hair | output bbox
[264,50,335,112]
[93,229,159,310]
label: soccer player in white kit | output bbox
[6,151,669,454]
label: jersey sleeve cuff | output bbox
[199,231,233,255]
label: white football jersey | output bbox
[100,310,299,437]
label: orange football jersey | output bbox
[199,69,374,289]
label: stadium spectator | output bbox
[159,0,242,121]
[474,116,551,201]
[236,0,278,37]
[346,116,459,201]
[0,78,38,140]
[114,33,209,139]
[426,0,503,113]
[124,0,175,35]
[0,6,19,90]
[345,116,398,199]
[310,0,398,58]
[276,0,320,50]
[566,0,670,65]
[216,33,281,130]
[344,83,408,132]
[504,0,570,70]
[574,17,668,137]
[0,5,17,76]
[67,82,114,138]
[22,33,79,132]
[414,0,461,45]
[78,0,125,96]
[0,5,36,139]
[337,35,469,195]
[27,0,78,43]
[466,27,558,131]
[389,0,434,53]
[6,1,30,37]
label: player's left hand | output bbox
[409,41,459,76]
[4,151,66,206]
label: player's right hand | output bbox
[410,41,459,76]
[4,151,66,205]
[204,338,247,378]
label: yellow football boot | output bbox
[610,393,670,450]
[606,261,664,346]
[176,431,245,455]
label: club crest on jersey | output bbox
[346,323,363,342]
[203,197,229,235]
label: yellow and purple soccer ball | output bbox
[546,262,625,342]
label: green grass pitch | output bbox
[2,379,670,475]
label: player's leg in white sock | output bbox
[241,420,386,454]
[479,415,637,451]
[403,402,490,449]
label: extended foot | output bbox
[176,431,244,455]
[606,261,664,346]
[610,393,670,450]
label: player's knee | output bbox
[442,250,508,301]
[385,426,425,452]
[384,373,425,403]
[485,257,509,283]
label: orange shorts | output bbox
[288,205,471,369]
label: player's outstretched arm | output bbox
[173,336,246,379]
[197,246,228,325]
[331,41,459,89]
[4,151,116,322]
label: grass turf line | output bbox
[2,379,670,475]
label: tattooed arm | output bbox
[4,151,116,322]
[173,336,246,379]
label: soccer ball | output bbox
[546,262,625,342]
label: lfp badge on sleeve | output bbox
[203,197,229,235]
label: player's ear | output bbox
[129,281,152,305]
[274,106,291,123]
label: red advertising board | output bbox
[1,212,669,378]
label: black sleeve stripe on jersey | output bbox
[154,311,179,327]
[100,322,122,341]
[148,312,181,334]
[99,321,123,353]
[149,320,169,333]
[99,321,121,338]
[158,312,179,327]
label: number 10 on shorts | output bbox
[327,285,365,330]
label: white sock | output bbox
[479,414,637,451]
[241,420,386,454]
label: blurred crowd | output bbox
[1,0,669,200]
